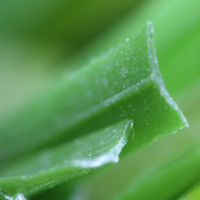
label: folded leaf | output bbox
[0,119,131,199]
[64,81,200,200]
[0,22,187,164]
[112,83,200,200]
[0,22,188,200]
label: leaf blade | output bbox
[0,22,187,163]
[0,119,132,198]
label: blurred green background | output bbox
[0,0,200,199]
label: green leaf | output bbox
[66,0,200,96]
[112,82,200,200]
[0,119,131,199]
[0,22,187,199]
[0,0,141,119]
[64,81,200,200]
[0,22,187,164]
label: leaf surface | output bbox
[0,119,131,199]
[63,81,200,200]
[0,22,187,163]
[0,22,188,199]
